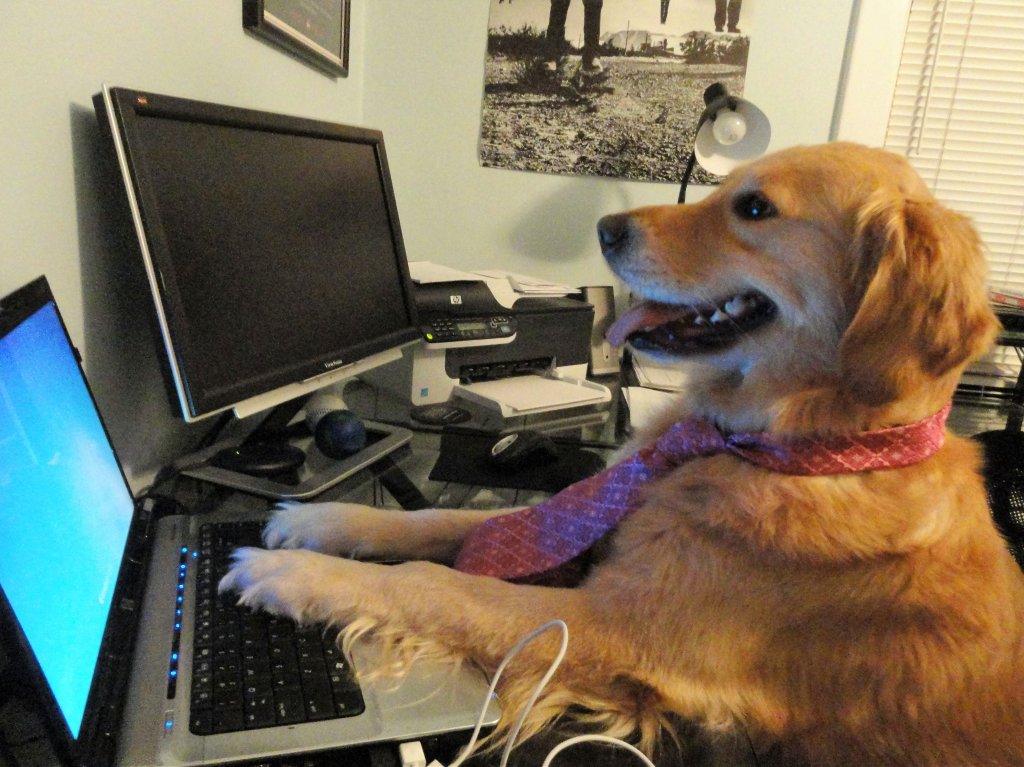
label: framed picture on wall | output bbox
[243,0,350,77]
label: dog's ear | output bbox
[839,192,999,406]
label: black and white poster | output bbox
[479,0,752,183]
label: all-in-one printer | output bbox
[366,263,612,417]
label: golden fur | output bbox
[221,143,1024,765]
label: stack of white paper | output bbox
[476,270,578,296]
[631,355,693,391]
[622,387,680,430]
[454,373,610,417]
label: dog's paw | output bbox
[218,547,355,624]
[262,500,395,557]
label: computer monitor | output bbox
[94,85,423,497]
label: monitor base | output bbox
[182,420,413,500]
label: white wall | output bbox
[0,0,909,488]
[1,2,368,486]
[835,0,912,144]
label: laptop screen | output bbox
[0,278,136,740]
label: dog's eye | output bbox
[734,192,777,221]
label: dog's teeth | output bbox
[710,309,729,324]
[694,313,709,326]
[724,296,749,318]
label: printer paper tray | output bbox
[453,372,611,417]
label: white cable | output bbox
[540,735,657,767]
[446,620,658,767]
[498,620,568,767]
[448,619,569,767]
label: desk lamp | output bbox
[678,82,770,203]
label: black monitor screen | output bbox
[96,86,421,420]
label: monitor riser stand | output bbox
[182,420,413,501]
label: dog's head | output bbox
[600,143,999,431]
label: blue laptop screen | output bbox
[0,301,136,738]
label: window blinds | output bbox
[885,0,1024,395]
[884,0,1024,294]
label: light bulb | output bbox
[711,109,747,146]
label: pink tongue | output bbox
[606,302,690,347]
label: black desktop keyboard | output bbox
[188,521,365,735]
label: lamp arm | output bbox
[677,149,697,204]
[679,82,729,204]
[677,108,710,204]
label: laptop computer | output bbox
[0,276,497,766]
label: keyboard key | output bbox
[333,688,365,716]
[275,691,306,726]
[191,689,213,710]
[212,708,245,734]
[244,703,277,729]
[305,687,336,721]
[190,710,213,735]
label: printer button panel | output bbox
[422,315,517,343]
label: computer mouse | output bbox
[487,430,560,469]
[210,442,306,477]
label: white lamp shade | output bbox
[694,98,771,175]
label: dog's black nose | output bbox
[596,213,632,257]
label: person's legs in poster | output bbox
[581,0,604,74]
[727,0,742,33]
[714,0,741,33]
[545,0,571,71]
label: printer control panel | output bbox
[422,315,517,344]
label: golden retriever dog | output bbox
[221,143,1024,765]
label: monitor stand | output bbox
[183,421,414,500]
[180,396,416,501]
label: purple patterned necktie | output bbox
[453,406,950,581]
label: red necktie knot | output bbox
[654,418,728,462]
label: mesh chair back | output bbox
[974,429,1024,569]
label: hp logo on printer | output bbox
[450,295,463,305]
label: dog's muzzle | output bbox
[596,213,778,356]
[596,213,633,264]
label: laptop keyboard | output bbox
[186,521,365,735]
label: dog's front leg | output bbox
[220,548,603,670]
[261,501,518,562]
